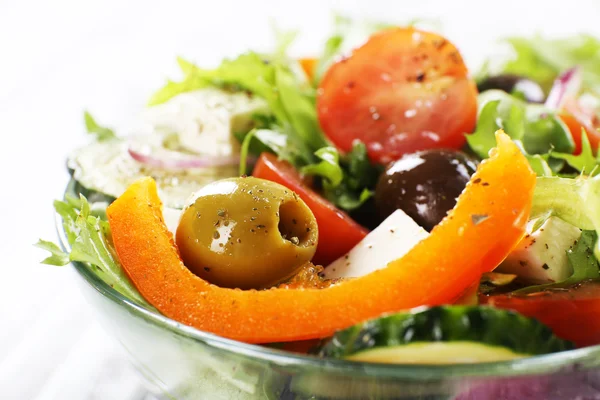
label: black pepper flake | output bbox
[542,263,549,270]
[252,207,258,211]
[390,229,395,233]
[237,238,242,243]
[473,178,481,184]
[256,224,265,229]
[415,72,425,82]
[204,267,211,272]
[251,229,255,233]
[292,218,297,225]
[545,243,549,250]
[519,260,528,267]
[368,245,373,249]
[482,182,490,186]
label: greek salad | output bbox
[39,17,600,364]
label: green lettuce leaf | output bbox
[552,129,600,175]
[41,196,152,308]
[498,34,600,96]
[467,90,573,167]
[35,240,69,266]
[84,111,117,142]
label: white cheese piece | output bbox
[323,209,429,279]
[125,88,269,157]
[497,216,582,284]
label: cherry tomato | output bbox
[317,27,478,164]
[252,153,368,265]
[482,281,600,347]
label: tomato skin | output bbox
[252,153,368,265]
[482,281,600,347]
[317,27,478,164]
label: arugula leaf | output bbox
[498,35,600,96]
[300,147,344,187]
[515,230,599,294]
[35,240,69,266]
[44,195,152,308]
[552,129,600,175]
[84,111,117,142]
[467,90,573,162]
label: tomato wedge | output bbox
[107,131,535,343]
[560,97,600,154]
[317,27,478,164]
[317,28,477,162]
[482,281,600,348]
[253,152,368,266]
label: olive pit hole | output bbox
[278,201,312,247]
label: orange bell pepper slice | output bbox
[107,131,535,343]
[298,57,317,81]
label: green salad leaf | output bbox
[35,240,69,266]
[552,129,600,175]
[300,147,344,187]
[467,90,573,160]
[499,34,600,96]
[84,111,117,142]
[515,230,599,294]
[40,195,152,308]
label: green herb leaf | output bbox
[516,231,598,294]
[84,111,117,142]
[52,195,153,308]
[301,147,344,187]
[552,129,600,175]
[467,90,574,164]
[35,239,69,266]
[496,35,600,96]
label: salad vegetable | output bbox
[318,306,573,363]
[39,17,600,365]
[105,131,534,343]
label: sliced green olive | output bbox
[176,177,318,289]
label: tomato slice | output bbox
[252,153,368,266]
[317,27,478,164]
[482,281,600,347]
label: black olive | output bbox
[477,74,545,103]
[375,149,477,231]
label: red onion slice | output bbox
[544,67,583,110]
[128,146,253,170]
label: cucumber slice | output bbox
[317,306,573,364]
[347,342,525,364]
[68,140,238,209]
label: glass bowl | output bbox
[58,184,600,400]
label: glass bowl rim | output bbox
[58,180,600,380]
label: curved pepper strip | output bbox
[107,131,535,343]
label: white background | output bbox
[1,0,600,398]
